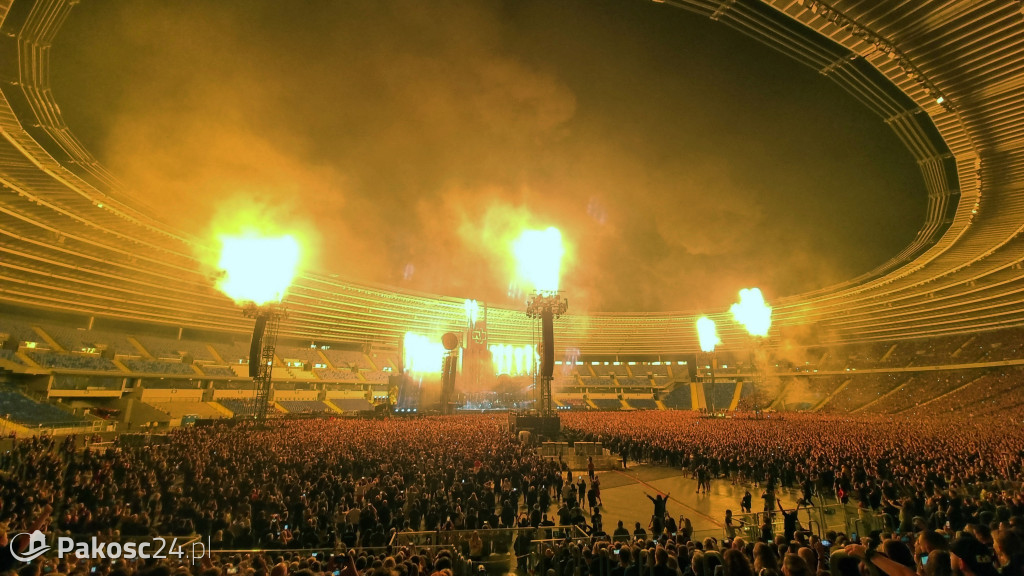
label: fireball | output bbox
[217,233,300,305]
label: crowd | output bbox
[0,412,1020,576]
[560,411,1024,508]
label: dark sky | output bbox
[51,0,926,313]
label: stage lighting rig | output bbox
[242,302,287,424]
[525,292,568,319]
[525,291,567,414]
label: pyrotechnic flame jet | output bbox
[217,234,300,305]
[696,316,720,353]
[513,227,563,294]
[403,332,445,374]
[729,288,772,337]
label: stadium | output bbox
[0,0,1023,575]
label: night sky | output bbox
[51,0,926,313]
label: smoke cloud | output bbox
[51,0,926,313]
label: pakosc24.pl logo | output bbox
[10,531,210,564]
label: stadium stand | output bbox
[703,382,735,411]
[138,379,200,389]
[211,341,255,365]
[660,385,693,410]
[131,334,216,362]
[197,365,238,377]
[145,401,226,420]
[819,373,905,413]
[330,397,373,412]
[50,374,123,390]
[589,398,622,410]
[862,370,978,414]
[121,358,197,375]
[0,388,85,425]
[624,397,658,410]
[275,345,326,366]
[315,367,361,381]
[322,349,370,369]
[0,349,24,365]
[360,369,390,383]
[216,398,252,416]
[38,324,136,355]
[277,400,332,413]
[558,397,588,410]
[614,377,650,388]
[25,351,118,371]
[630,363,669,377]
[0,317,43,348]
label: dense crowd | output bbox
[0,412,1021,576]
[561,412,1024,508]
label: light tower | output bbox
[513,227,565,415]
[216,233,300,425]
[526,293,568,413]
[243,303,286,423]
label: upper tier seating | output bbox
[26,351,117,371]
[121,358,197,376]
[132,334,216,362]
[323,349,371,369]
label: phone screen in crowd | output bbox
[821,540,831,547]
[921,556,929,566]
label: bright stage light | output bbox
[696,316,720,353]
[403,332,445,374]
[217,233,300,305]
[513,227,563,293]
[730,288,773,337]
[489,343,536,376]
[464,299,480,326]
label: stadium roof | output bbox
[0,0,1022,354]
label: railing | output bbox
[387,524,592,572]
[730,502,852,541]
[0,416,106,435]
[390,525,590,549]
[205,547,478,576]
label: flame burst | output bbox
[489,343,536,376]
[696,316,720,353]
[403,332,444,374]
[730,288,773,337]
[464,299,480,326]
[217,234,300,305]
[513,227,563,293]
